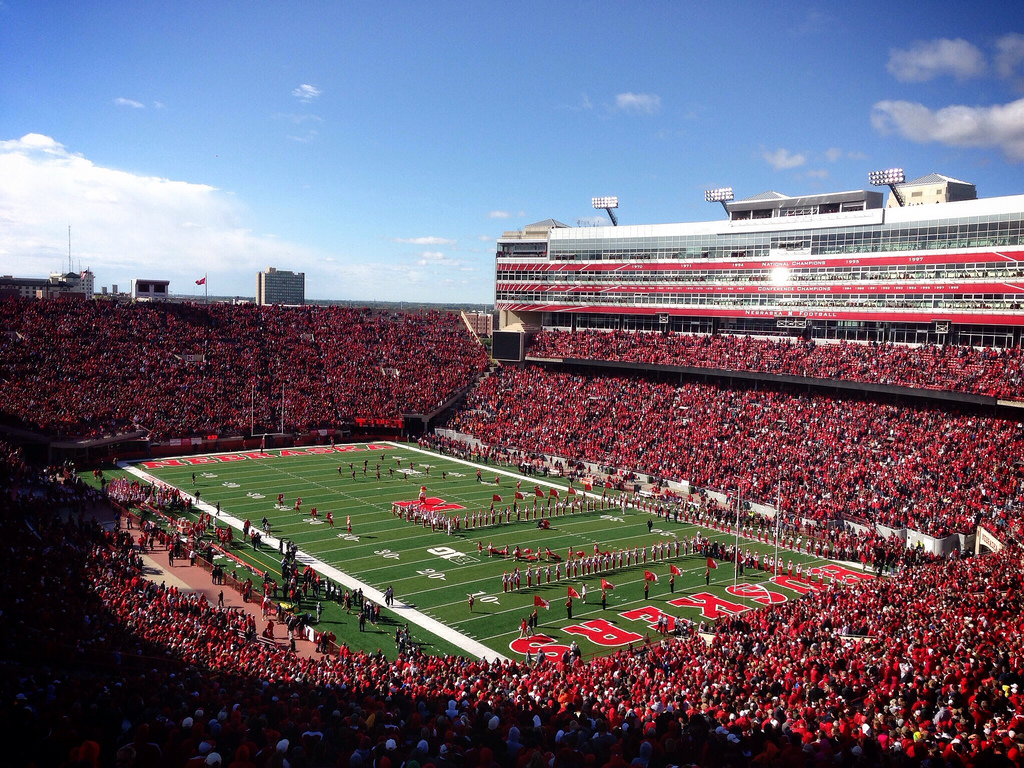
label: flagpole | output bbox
[204,274,208,305]
[774,472,782,577]
[733,478,741,586]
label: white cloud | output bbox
[803,169,828,179]
[762,148,806,170]
[390,236,456,245]
[292,84,322,103]
[996,33,1024,86]
[487,210,510,219]
[287,130,319,143]
[615,92,661,114]
[887,38,985,82]
[871,97,1024,161]
[114,97,145,109]
[824,147,842,162]
[416,250,460,267]
[0,133,325,290]
[477,235,493,242]
[153,101,165,109]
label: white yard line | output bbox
[120,461,509,662]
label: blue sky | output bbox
[2,2,1023,303]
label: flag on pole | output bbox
[644,570,658,582]
[600,578,615,590]
[567,486,576,495]
[195,276,206,285]
[534,487,544,497]
[492,494,502,502]
[669,564,682,575]
[533,595,550,609]
[515,491,524,500]
[706,557,718,570]
[567,586,581,599]
[549,488,559,498]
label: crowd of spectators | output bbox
[0,298,488,439]
[447,366,1024,537]
[4,439,1024,768]
[528,330,1024,401]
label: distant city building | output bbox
[0,269,94,300]
[132,279,171,301]
[887,173,977,208]
[256,267,305,306]
[463,311,494,337]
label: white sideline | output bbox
[386,441,600,499]
[119,459,510,662]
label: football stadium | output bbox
[4,173,1024,767]
[5,8,1024,767]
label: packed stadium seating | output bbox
[0,299,488,439]
[3,441,1023,768]
[447,366,1024,537]
[529,329,1024,401]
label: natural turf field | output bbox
[125,441,861,661]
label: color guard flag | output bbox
[533,595,550,609]
[492,494,502,502]
[669,564,682,575]
[567,486,576,495]
[644,571,658,582]
[600,578,615,590]
[567,586,581,599]
[534,487,544,497]
[706,557,718,570]
[515,491,525,500]
[549,488,559,498]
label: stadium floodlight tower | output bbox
[868,167,906,207]
[592,196,619,226]
[705,187,734,214]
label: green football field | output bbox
[125,441,866,661]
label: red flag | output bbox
[706,557,718,570]
[567,586,581,599]
[669,564,682,575]
[534,487,544,497]
[549,488,559,498]
[515,491,524,500]
[583,483,592,491]
[492,494,502,502]
[600,578,615,590]
[195,276,206,285]
[533,595,550,609]
[567,486,576,495]
[644,571,658,582]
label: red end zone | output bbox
[139,443,389,469]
